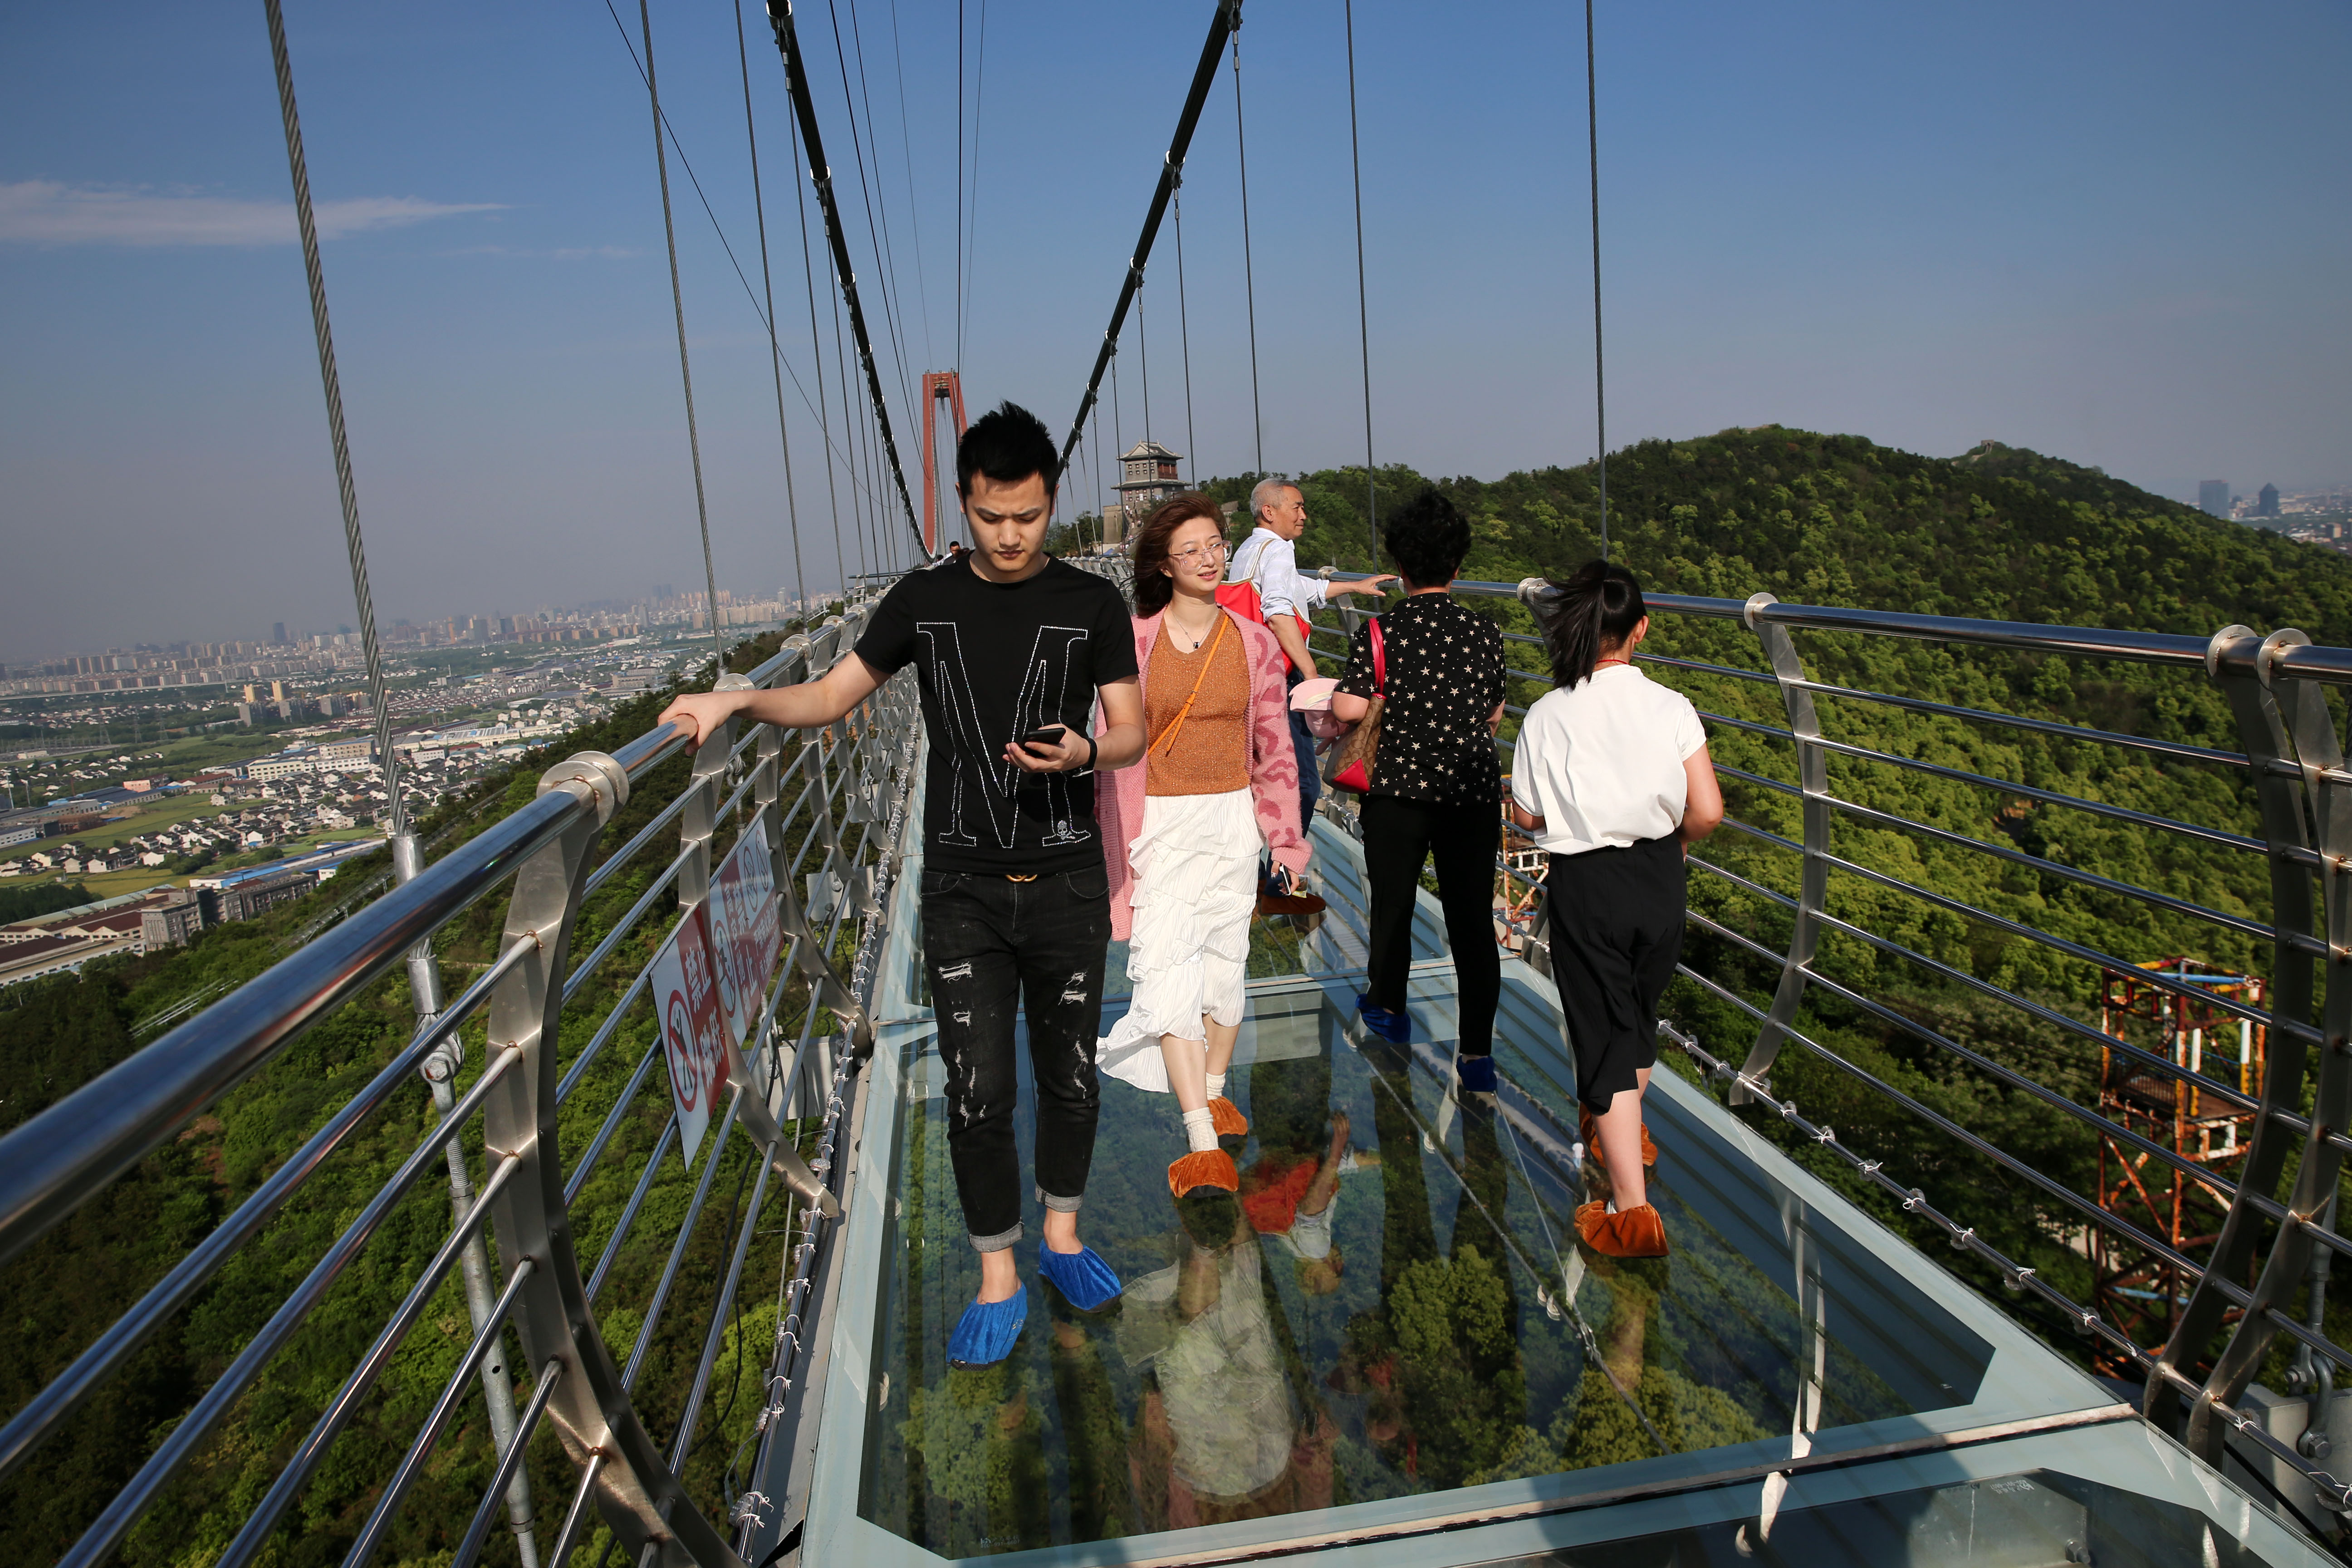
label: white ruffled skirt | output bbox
[1098,787,1261,1093]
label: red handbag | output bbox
[1326,617,1385,794]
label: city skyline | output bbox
[5,0,2348,657]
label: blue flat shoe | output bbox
[947,1282,1029,1368]
[1038,1244,1123,1311]
[1356,994,1411,1043]
[1456,1053,1498,1095]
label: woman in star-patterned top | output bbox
[1329,490,1509,1086]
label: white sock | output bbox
[1205,1072,1227,1100]
[1182,1107,1220,1153]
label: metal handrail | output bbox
[1288,568,2352,1518]
[0,595,923,1568]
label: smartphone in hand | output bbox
[1019,725,1067,750]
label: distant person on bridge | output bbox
[1509,559,1723,1260]
[1226,479,1394,906]
[1327,490,1507,1090]
[659,401,1145,1367]
[1096,494,1309,1201]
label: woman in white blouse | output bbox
[1508,560,1722,1259]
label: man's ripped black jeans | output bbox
[921,865,1112,1251]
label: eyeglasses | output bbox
[1170,539,1230,564]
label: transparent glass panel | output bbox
[856,968,2003,1557]
[1481,1467,2292,1567]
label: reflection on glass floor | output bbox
[862,976,2006,1557]
[818,821,2322,1566]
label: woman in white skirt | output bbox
[1098,493,1310,1198]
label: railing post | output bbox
[1731,593,1828,1105]
[476,749,746,1568]
[398,829,541,1566]
[2162,627,2346,1462]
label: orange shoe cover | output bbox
[1208,1096,1250,1137]
[1168,1148,1240,1198]
[1576,1200,1669,1258]
[1580,1110,1658,1167]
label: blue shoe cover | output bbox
[1038,1244,1123,1310]
[948,1282,1028,1367]
[1356,994,1411,1043]
[1456,1053,1498,1095]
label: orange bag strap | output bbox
[1148,613,1233,758]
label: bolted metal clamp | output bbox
[536,750,629,827]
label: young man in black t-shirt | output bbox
[662,402,1143,1366]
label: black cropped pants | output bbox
[1544,834,1685,1112]
[1360,793,1501,1057]
[920,866,1111,1251]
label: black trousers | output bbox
[921,866,1112,1250]
[1544,835,1685,1112]
[1360,794,1500,1057]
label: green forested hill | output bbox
[1204,427,2352,1387]
[1205,427,2352,644]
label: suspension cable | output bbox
[764,0,926,559]
[1584,0,1609,558]
[1110,337,1124,518]
[600,0,884,516]
[960,0,987,370]
[1057,0,1240,474]
[1342,0,1377,572]
[884,0,935,365]
[829,264,873,583]
[1230,7,1263,475]
[1137,271,1152,447]
[637,0,726,676]
[1174,181,1199,484]
[788,102,850,601]
[260,0,407,838]
[735,0,809,620]
[956,0,964,369]
[1089,375,1107,553]
[829,0,916,421]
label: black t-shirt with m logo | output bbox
[854,558,1137,876]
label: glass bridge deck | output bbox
[786,820,2331,1568]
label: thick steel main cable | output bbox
[1057,0,1240,475]
[764,0,928,558]
[260,0,408,839]
[633,0,727,677]
[1342,0,1378,569]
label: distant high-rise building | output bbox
[2198,480,2230,518]
[2258,483,2281,519]
[271,622,288,645]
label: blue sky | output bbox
[3,0,2347,659]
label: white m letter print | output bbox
[916,621,1092,850]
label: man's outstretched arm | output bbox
[657,653,886,747]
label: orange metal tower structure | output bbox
[919,370,968,555]
[2091,957,2265,1372]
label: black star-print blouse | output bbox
[1336,592,1508,806]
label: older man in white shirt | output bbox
[1229,479,1394,901]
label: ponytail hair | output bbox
[1538,559,1646,688]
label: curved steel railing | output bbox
[0,596,921,1568]
[1277,569,2352,1525]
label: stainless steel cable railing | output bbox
[0,596,921,1568]
[1274,568,2352,1521]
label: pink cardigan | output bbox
[1098,607,1308,941]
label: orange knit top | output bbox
[1144,616,1251,796]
